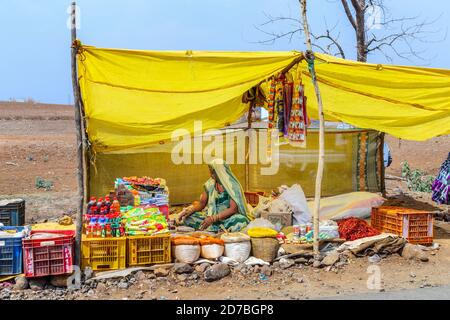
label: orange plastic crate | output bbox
[127,234,171,267]
[371,206,434,245]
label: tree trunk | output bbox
[354,0,367,62]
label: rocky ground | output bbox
[1,222,449,301]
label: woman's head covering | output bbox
[205,158,250,218]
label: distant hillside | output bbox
[0,101,75,120]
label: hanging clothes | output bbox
[432,153,450,205]
[275,78,285,133]
[287,75,309,148]
[283,79,294,137]
[267,79,276,130]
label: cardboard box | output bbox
[260,212,292,230]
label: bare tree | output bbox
[256,0,445,62]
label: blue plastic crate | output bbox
[0,199,25,226]
[0,226,26,275]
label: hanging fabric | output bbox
[288,68,309,148]
[283,74,294,137]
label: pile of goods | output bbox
[115,177,169,216]
[247,227,280,263]
[221,232,251,263]
[84,195,124,238]
[337,217,380,241]
[171,234,225,262]
[122,207,169,236]
[171,236,201,263]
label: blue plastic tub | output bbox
[0,226,26,275]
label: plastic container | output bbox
[371,206,434,245]
[81,236,126,271]
[0,199,25,226]
[244,191,264,207]
[23,230,75,278]
[0,226,26,275]
[127,234,171,266]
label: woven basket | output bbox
[251,237,280,263]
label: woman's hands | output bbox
[175,206,193,226]
[200,215,216,230]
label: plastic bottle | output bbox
[86,197,96,215]
[87,224,94,238]
[112,197,121,213]
[105,196,111,213]
[95,224,101,238]
[89,204,97,215]
[106,224,112,238]
[101,224,106,238]
[96,198,103,214]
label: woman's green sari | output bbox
[183,159,250,232]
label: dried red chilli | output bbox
[337,217,380,241]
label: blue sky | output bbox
[0,0,449,104]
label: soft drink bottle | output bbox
[105,196,111,213]
[112,197,120,213]
[86,197,96,215]
[106,224,112,238]
[89,204,97,215]
[101,224,106,238]
[96,198,103,214]
[95,224,101,238]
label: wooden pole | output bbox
[300,0,325,259]
[380,132,386,197]
[70,1,84,266]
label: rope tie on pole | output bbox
[72,40,86,61]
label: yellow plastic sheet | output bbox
[302,54,450,140]
[77,44,450,152]
[78,45,302,152]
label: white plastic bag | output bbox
[201,244,224,260]
[243,256,270,266]
[219,256,240,266]
[223,241,251,263]
[279,184,311,225]
[173,244,201,264]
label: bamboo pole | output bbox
[300,0,325,258]
[70,1,84,266]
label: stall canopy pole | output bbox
[70,1,85,266]
[300,0,325,259]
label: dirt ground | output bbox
[1,101,449,299]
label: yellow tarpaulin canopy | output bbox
[77,44,450,152]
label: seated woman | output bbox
[176,158,250,232]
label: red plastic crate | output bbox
[371,206,434,245]
[23,230,75,278]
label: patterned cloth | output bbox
[432,153,450,205]
[183,159,250,232]
[287,79,308,147]
[267,74,308,147]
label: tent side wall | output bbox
[88,128,383,203]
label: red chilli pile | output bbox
[337,217,380,241]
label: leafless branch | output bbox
[341,0,357,30]
[366,15,446,62]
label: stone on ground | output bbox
[204,263,230,282]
